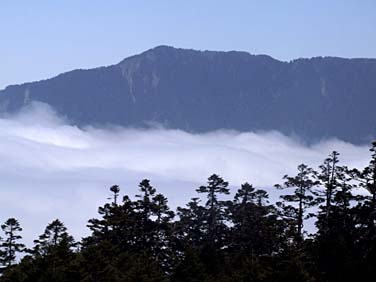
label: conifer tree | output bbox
[175,198,206,248]
[81,186,128,281]
[110,184,121,205]
[317,151,340,220]
[0,218,25,268]
[26,219,78,282]
[33,219,76,256]
[349,141,376,225]
[151,193,174,273]
[136,179,157,226]
[231,183,282,255]
[196,174,230,242]
[275,164,320,242]
[194,174,231,278]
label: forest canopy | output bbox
[1,142,376,282]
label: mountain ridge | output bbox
[4,45,375,91]
[1,45,376,144]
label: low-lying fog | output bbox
[0,102,371,246]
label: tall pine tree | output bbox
[0,218,24,268]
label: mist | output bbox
[0,102,372,246]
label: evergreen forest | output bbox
[1,142,376,282]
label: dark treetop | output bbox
[2,143,376,281]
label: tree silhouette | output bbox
[110,185,120,205]
[0,218,24,268]
[276,164,320,242]
[3,142,376,282]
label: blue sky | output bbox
[1,0,375,89]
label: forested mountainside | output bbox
[1,46,376,143]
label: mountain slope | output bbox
[1,46,376,143]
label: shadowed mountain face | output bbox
[1,46,375,143]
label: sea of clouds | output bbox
[0,102,372,246]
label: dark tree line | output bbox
[1,142,376,281]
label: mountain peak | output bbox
[1,47,376,144]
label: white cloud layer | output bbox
[0,102,372,246]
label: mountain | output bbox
[1,45,375,143]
